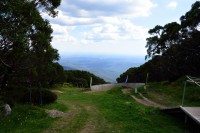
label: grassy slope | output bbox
[0,85,188,133]
[46,86,186,133]
[137,80,200,107]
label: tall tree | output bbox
[145,22,181,59]
[118,1,200,83]
[0,0,61,90]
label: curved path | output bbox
[122,88,167,109]
[131,94,167,109]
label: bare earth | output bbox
[122,88,167,109]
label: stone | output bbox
[4,104,11,116]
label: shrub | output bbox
[0,100,4,116]
[21,89,57,105]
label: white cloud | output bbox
[167,1,178,9]
[44,11,102,26]
[51,24,77,43]
[60,0,157,18]
[82,19,148,43]
[45,0,157,56]
[44,0,157,26]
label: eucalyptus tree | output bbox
[146,1,200,59]
[0,0,61,90]
[144,1,200,80]
[117,1,200,83]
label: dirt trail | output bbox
[79,105,110,133]
[43,100,110,133]
[43,101,82,133]
[131,94,167,109]
[122,89,167,109]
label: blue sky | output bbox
[44,0,196,57]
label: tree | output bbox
[145,22,181,59]
[64,70,106,88]
[0,0,61,89]
[0,0,62,104]
[118,1,200,83]
[146,1,200,59]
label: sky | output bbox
[43,0,196,57]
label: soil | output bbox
[122,88,167,109]
[46,109,66,118]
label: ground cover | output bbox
[44,86,187,133]
[135,80,200,107]
[0,85,189,133]
[0,105,57,133]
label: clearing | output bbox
[43,86,188,133]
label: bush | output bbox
[0,100,4,116]
[21,89,57,105]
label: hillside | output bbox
[59,55,144,82]
[64,70,107,87]
[136,80,200,107]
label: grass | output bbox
[43,102,68,112]
[0,84,189,133]
[0,104,57,133]
[135,79,200,107]
[52,86,187,133]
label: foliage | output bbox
[64,70,106,88]
[117,1,200,83]
[21,89,57,105]
[0,0,62,104]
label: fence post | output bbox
[181,81,187,106]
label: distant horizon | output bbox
[59,52,147,59]
[58,54,146,82]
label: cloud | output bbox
[44,0,157,26]
[43,11,103,26]
[60,0,157,18]
[45,0,156,56]
[51,24,77,43]
[167,1,178,9]
[82,19,148,43]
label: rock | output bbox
[46,109,65,118]
[4,104,11,116]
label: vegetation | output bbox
[0,85,188,133]
[64,70,107,88]
[0,104,56,133]
[117,1,200,83]
[0,0,198,132]
[134,79,200,107]
[0,0,63,105]
[21,88,58,105]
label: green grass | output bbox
[53,86,187,133]
[0,104,57,133]
[138,80,200,106]
[43,101,68,112]
[0,85,189,133]
[60,104,89,133]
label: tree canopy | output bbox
[117,1,200,83]
[0,0,62,104]
[64,70,107,88]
